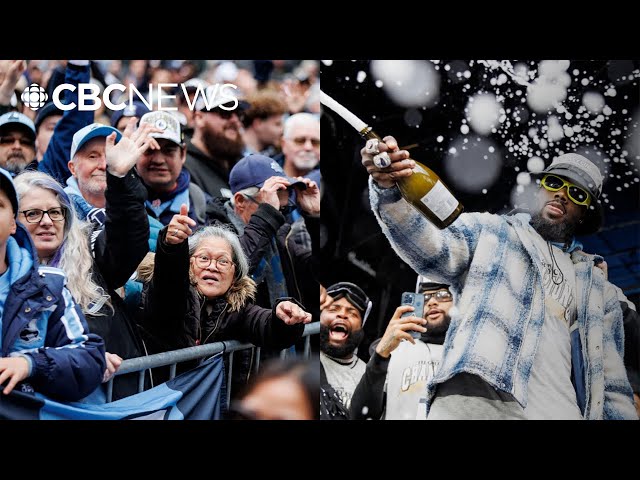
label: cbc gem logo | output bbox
[21,83,48,111]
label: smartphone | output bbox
[401,291,424,339]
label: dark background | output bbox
[319,60,640,360]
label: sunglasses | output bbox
[0,136,35,148]
[541,174,591,206]
[421,290,453,303]
[292,136,320,148]
[211,108,243,120]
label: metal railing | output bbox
[105,322,319,403]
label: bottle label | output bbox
[420,181,458,221]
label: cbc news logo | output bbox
[21,83,48,111]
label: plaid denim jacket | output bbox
[370,181,636,419]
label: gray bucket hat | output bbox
[532,153,604,235]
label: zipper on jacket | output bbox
[284,227,303,302]
[202,303,228,345]
[580,262,593,419]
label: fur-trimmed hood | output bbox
[136,252,256,312]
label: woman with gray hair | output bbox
[139,204,311,383]
[12,121,158,401]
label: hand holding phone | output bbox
[401,292,425,339]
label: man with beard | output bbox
[0,112,36,174]
[184,88,249,199]
[320,281,371,411]
[350,279,453,420]
[363,141,637,420]
[279,113,320,179]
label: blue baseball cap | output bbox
[70,123,122,160]
[0,111,36,140]
[229,154,306,194]
[0,167,19,217]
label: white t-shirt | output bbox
[524,236,582,419]
[386,340,443,420]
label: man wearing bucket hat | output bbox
[363,140,637,419]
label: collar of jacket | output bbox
[2,224,57,356]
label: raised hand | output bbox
[165,203,197,245]
[0,60,26,105]
[276,300,312,325]
[320,284,334,311]
[360,135,415,189]
[293,176,320,215]
[105,117,162,177]
[258,176,292,210]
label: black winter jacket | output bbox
[140,227,304,380]
[87,170,150,400]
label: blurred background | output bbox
[320,60,640,359]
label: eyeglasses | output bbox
[0,136,35,148]
[212,109,243,120]
[421,290,453,303]
[291,136,320,148]
[541,174,591,206]
[20,207,66,223]
[192,254,235,272]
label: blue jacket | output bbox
[1,224,105,401]
[38,62,93,184]
[370,182,637,420]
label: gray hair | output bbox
[283,112,319,139]
[188,225,249,281]
[230,186,259,207]
[13,170,111,315]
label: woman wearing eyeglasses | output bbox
[12,123,159,402]
[137,204,312,385]
[364,140,637,420]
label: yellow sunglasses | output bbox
[541,174,591,206]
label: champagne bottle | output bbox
[362,127,464,229]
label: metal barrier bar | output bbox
[304,335,310,357]
[105,322,319,403]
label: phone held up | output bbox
[400,291,424,340]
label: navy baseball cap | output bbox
[229,154,306,194]
[110,101,151,128]
[34,102,64,131]
[70,123,122,160]
[0,167,19,217]
[0,111,36,141]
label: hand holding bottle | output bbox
[360,135,415,189]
